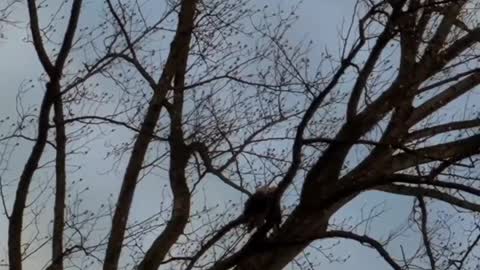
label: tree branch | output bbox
[376,184,480,212]
[316,230,402,270]
[416,197,436,270]
[389,134,480,172]
[407,118,480,141]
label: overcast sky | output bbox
[0,1,426,269]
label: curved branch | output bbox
[105,0,157,89]
[186,216,245,270]
[345,0,399,121]
[190,142,252,196]
[57,115,168,141]
[317,230,402,270]
[26,0,54,75]
[416,197,436,270]
[376,184,480,212]
[54,0,82,73]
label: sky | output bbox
[0,1,453,269]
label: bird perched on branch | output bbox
[242,185,282,233]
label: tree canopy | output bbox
[2,0,480,269]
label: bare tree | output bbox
[3,0,480,270]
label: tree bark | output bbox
[51,88,67,270]
[8,82,54,270]
[103,1,198,269]
[9,1,82,269]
